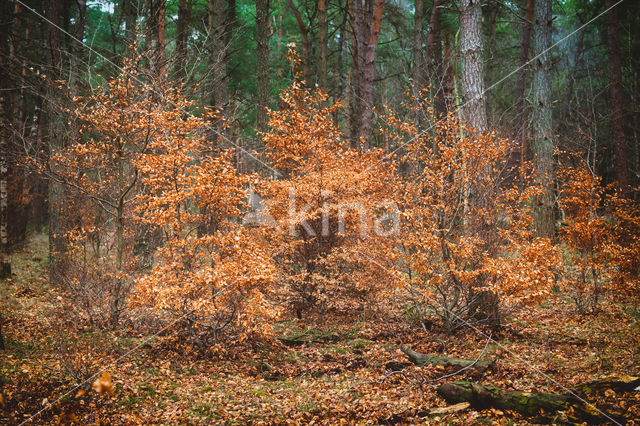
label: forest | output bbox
[0,0,639,423]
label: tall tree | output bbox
[350,0,385,150]
[515,0,534,161]
[175,0,191,77]
[123,0,138,50]
[605,0,629,190]
[459,0,487,133]
[46,0,66,282]
[483,0,498,116]
[0,0,11,279]
[146,0,166,81]
[209,0,228,118]
[531,0,554,237]
[317,0,329,90]
[255,0,271,132]
[412,0,425,92]
[426,0,445,115]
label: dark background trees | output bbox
[0,0,637,293]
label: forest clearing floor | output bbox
[1,235,640,424]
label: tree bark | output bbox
[175,0,191,78]
[0,0,11,279]
[209,0,228,121]
[255,0,271,132]
[123,0,138,52]
[605,0,629,190]
[516,0,534,173]
[69,0,86,146]
[426,0,445,115]
[350,0,385,150]
[317,0,328,90]
[531,0,554,238]
[146,0,165,81]
[483,0,498,120]
[46,0,65,284]
[412,0,425,92]
[459,0,487,134]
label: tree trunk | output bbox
[209,0,228,128]
[562,11,585,117]
[5,0,26,256]
[605,0,629,190]
[516,0,534,172]
[123,0,138,52]
[442,33,453,105]
[334,1,348,124]
[426,0,445,115]
[0,313,4,349]
[483,0,498,122]
[317,0,328,90]
[46,0,65,284]
[531,0,554,238]
[459,0,487,134]
[400,346,493,371]
[350,0,385,150]
[175,0,191,78]
[0,16,10,279]
[255,0,271,132]
[69,0,86,145]
[412,0,424,92]
[146,0,165,81]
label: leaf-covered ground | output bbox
[2,235,640,424]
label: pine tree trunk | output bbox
[412,0,424,92]
[69,0,86,139]
[605,0,629,190]
[46,0,65,284]
[427,0,445,115]
[123,0,138,51]
[146,0,165,81]
[350,0,384,150]
[516,0,534,171]
[209,0,228,128]
[459,0,487,134]
[0,77,10,281]
[317,0,328,90]
[531,0,554,238]
[255,0,271,132]
[484,0,498,121]
[7,0,28,247]
[175,0,191,77]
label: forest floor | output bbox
[1,235,640,425]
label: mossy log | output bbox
[437,381,615,423]
[278,329,340,345]
[573,375,640,395]
[400,345,492,371]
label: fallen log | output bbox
[400,345,493,371]
[437,381,617,423]
[278,329,340,346]
[574,375,640,395]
